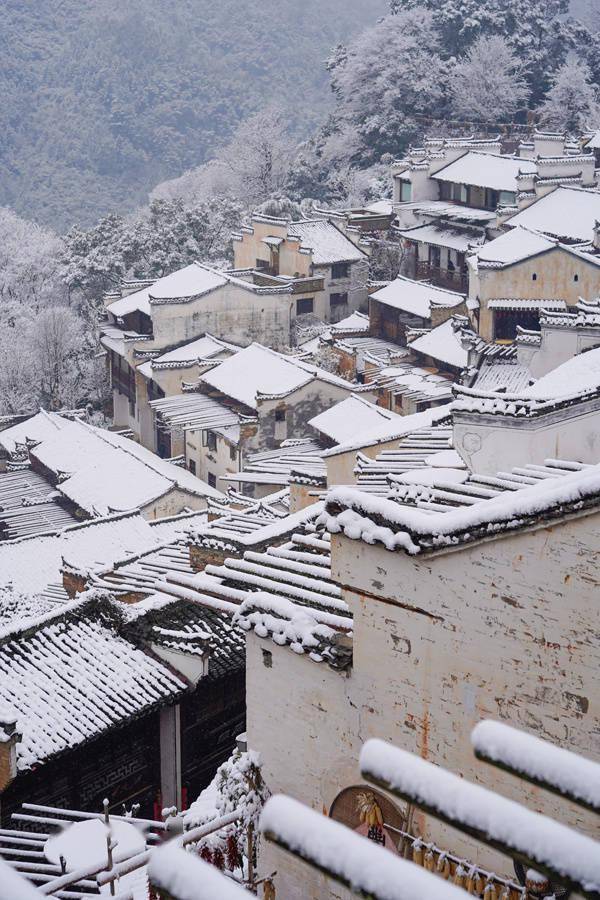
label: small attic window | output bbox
[532,273,537,281]
[574,273,579,282]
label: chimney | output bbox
[0,711,21,791]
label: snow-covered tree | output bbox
[390,0,593,105]
[186,748,269,884]
[538,57,600,132]
[0,207,66,309]
[449,36,530,123]
[219,108,295,207]
[325,9,447,164]
[61,214,129,296]
[28,306,88,411]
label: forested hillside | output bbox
[0,0,386,230]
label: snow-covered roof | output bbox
[0,509,169,596]
[200,343,353,410]
[506,187,600,242]
[487,299,567,311]
[329,311,370,333]
[309,396,406,445]
[106,284,153,317]
[137,334,238,378]
[322,404,453,458]
[149,263,227,303]
[408,319,469,370]
[0,409,66,455]
[0,594,188,772]
[525,347,600,400]
[287,220,366,266]
[584,129,600,150]
[221,440,325,489]
[474,227,557,267]
[432,152,536,193]
[22,415,224,516]
[0,468,77,540]
[399,223,484,253]
[150,393,242,434]
[370,276,465,319]
[322,459,600,555]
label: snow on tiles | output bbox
[260,795,466,900]
[360,739,600,893]
[323,462,600,553]
[471,721,600,811]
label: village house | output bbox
[149,342,355,493]
[467,224,600,340]
[369,275,467,345]
[0,411,224,521]
[232,213,370,324]
[391,134,596,293]
[0,589,245,826]
[101,262,298,440]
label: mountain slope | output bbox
[0,0,386,230]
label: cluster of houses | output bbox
[2,129,600,899]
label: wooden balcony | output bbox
[416,262,468,294]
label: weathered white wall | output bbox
[246,633,360,900]
[248,507,600,896]
[149,283,294,352]
[453,400,600,473]
[523,324,600,379]
[330,512,600,871]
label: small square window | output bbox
[532,273,537,281]
[205,431,217,451]
[297,297,314,315]
[262,649,273,668]
[229,444,237,461]
[275,408,286,422]
[188,459,196,475]
[208,472,217,488]
[331,262,350,279]
[574,274,579,282]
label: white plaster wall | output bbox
[246,634,360,900]
[185,430,240,488]
[330,513,600,871]
[453,402,600,474]
[150,283,294,351]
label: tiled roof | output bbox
[0,594,188,772]
[288,219,366,266]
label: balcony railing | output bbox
[416,262,468,293]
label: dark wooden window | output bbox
[331,262,350,279]
[188,459,196,475]
[205,431,217,451]
[208,472,217,488]
[275,408,286,422]
[296,297,314,315]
